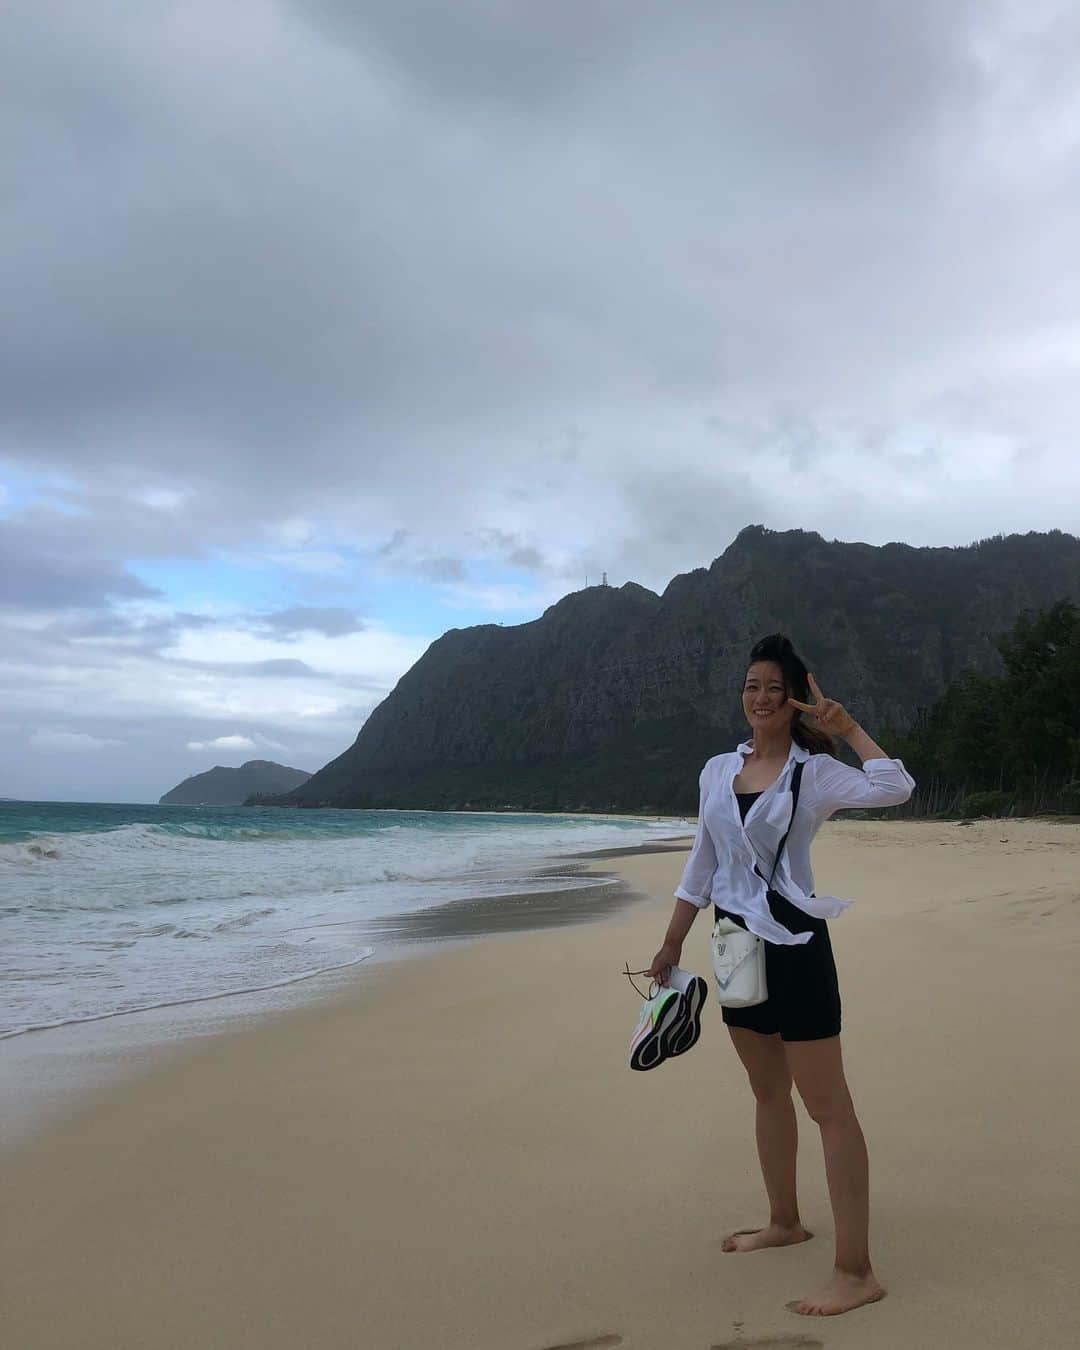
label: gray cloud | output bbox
[412,556,467,583]
[296,0,644,113]
[255,606,368,639]
[467,528,546,571]
[174,657,322,680]
[9,0,1073,528]
[0,512,161,611]
[55,611,217,648]
[376,530,468,582]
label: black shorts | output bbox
[715,892,841,1043]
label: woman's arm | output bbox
[648,899,701,985]
[840,722,892,764]
[672,763,720,907]
[811,730,916,812]
[650,762,719,984]
[789,673,915,811]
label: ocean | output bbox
[0,800,690,1041]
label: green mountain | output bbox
[252,525,1080,814]
[161,760,311,806]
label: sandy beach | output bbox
[4,817,1079,1349]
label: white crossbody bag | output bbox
[711,760,805,1008]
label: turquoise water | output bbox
[0,799,483,844]
[0,800,689,1038]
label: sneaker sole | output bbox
[666,975,708,1057]
[629,990,682,1071]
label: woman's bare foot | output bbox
[786,1268,886,1316]
[721,1222,813,1253]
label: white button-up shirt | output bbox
[674,740,916,945]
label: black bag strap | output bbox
[760,758,805,892]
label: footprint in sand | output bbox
[536,1338,623,1349]
[710,1337,823,1350]
[535,1330,822,1349]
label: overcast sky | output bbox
[3,0,1079,802]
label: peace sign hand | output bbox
[787,673,858,739]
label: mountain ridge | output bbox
[251,525,1080,813]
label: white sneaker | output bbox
[628,983,682,1071]
[663,966,709,1057]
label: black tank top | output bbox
[735,789,762,823]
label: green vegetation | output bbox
[878,599,1080,818]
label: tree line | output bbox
[873,598,1080,819]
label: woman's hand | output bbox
[788,672,858,739]
[648,942,682,987]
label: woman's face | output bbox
[742,660,796,736]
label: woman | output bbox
[648,633,914,1318]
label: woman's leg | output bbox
[722,1026,813,1252]
[783,1035,886,1315]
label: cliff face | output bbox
[160,760,311,806]
[265,526,1080,813]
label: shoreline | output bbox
[0,833,693,1149]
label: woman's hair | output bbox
[746,633,834,756]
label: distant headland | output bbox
[159,760,311,806]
